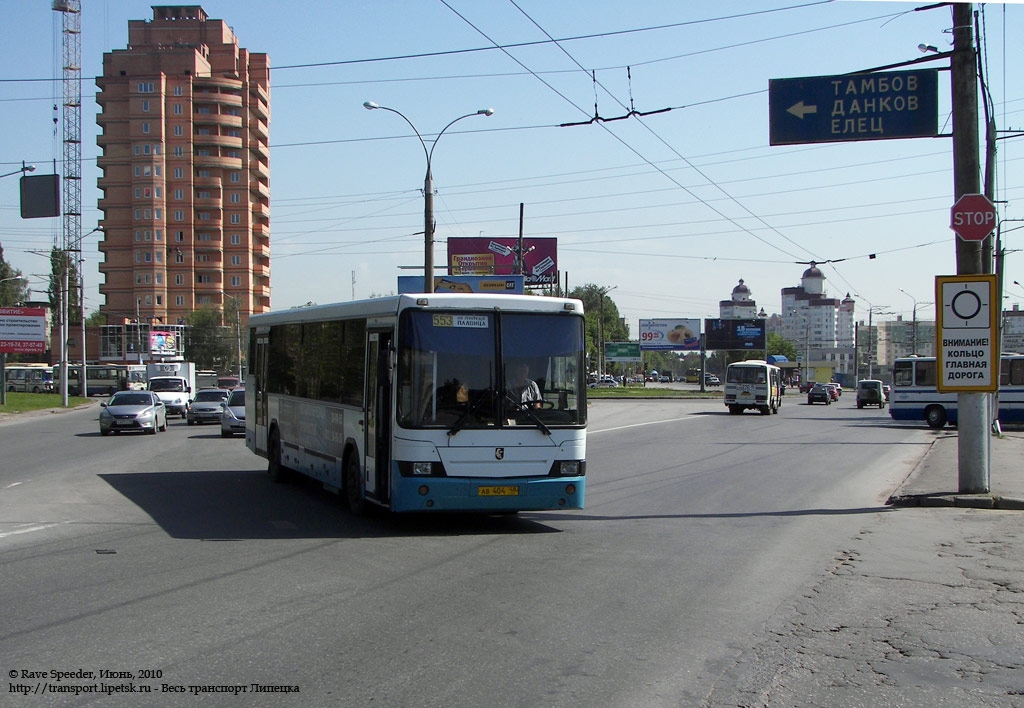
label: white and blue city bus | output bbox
[890,354,1024,428]
[246,293,587,513]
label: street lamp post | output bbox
[596,285,617,378]
[363,102,494,293]
[788,310,810,384]
[221,292,243,381]
[79,226,102,398]
[899,289,919,357]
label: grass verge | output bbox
[587,386,722,399]
[0,392,91,414]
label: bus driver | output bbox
[510,363,542,409]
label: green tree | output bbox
[568,284,629,373]
[0,243,29,306]
[767,332,798,360]
[48,247,80,324]
[186,307,233,371]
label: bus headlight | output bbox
[398,461,446,477]
[550,460,584,476]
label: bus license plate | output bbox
[477,485,520,497]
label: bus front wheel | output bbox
[925,406,947,429]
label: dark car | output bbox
[807,384,831,405]
[187,388,229,425]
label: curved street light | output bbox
[363,102,494,292]
[0,163,35,180]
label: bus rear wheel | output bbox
[267,430,292,483]
[344,454,365,516]
[925,406,947,429]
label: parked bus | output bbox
[246,294,588,514]
[55,364,129,396]
[724,359,783,415]
[4,364,54,393]
[889,355,1024,428]
[684,368,701,384]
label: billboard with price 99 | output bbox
[638,319,701,351]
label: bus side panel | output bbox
[272,397,361,492]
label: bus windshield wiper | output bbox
[503,391,551,436]
[448,388,495,437]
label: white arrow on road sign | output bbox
[786,101,817,119]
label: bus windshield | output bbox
[396,310,585,430]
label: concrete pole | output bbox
[951,2,990,493]
[424,173,434,293]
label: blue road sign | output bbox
[769,69,939,146]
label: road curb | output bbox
[887,492,1024,511]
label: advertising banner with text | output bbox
[704,319,766,350]
[447,237,558,286]
[638,319,701,351]
[0,307,47,354]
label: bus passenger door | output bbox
[364,330,393,504]
[252,335,269,453]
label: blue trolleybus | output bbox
[246,293,588,514]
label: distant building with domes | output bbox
[779,263,856,382]
[719,279,760,319]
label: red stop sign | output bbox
[951,193,997,241]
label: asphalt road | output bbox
[0,396,932,707]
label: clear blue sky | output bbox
[1,1,1021,332]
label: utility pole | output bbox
[951,2,989,493]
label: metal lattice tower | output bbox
[53,0,81,406]
[54,0,82,257]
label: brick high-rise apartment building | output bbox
[95,6,269,362]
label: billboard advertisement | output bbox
[704,318,766,350]
[638,318,701,351]
[605,341,642,363]
[447,237,558,287]
[0,307,47,354]
[150,330,178,356]
[398,275,525,295]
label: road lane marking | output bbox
[5,482,23,488]
[0,523,59,539]
[589,416,695,435]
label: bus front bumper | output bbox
[389,475,585,513]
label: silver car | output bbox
[220,388,245,437]
[187,388,229,425]
[99,391,167,435]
